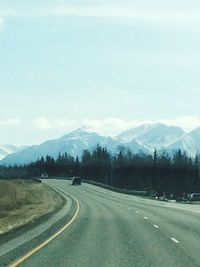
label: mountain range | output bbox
[117,123,184,148]
[0,145,24,161]
[1,123,200,165]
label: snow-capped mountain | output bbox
[117,124,153,142]
[0,128,149,166]
[0,145,23,160]
[117,123,185,149]
[167,127,200,157]
[2,123,200,166]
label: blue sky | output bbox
[0,0,200,145]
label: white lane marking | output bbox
[170,237,180,244]
[144,216,148,220]
[84,183,200,215]
[153,224,159,228]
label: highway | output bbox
[6,179,200,266]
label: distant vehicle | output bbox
[41,173,48,178]
[176,196,187,202]
[158,196,168,201]
[188,193,200,201]
[72,176,81,185]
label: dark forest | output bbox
[0,146,199,197]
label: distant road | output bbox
[9,180,200,266]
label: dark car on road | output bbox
[176,196,187,202]
[188,193,200,201]
[72,177,81,185]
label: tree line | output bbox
[0,146,199,196]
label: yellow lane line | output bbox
[9,195,80,267]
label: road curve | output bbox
[7,179,200,266]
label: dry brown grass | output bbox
[0,179,63,235]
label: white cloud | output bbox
[31,116,200,135]
[49,5,200,25]
[162,116,200,132]
[32,118,79,131]
[83,116,200,135]
[2,3,200,26]
[31,117,140,135]
[82,118,147,136]
[53,119,78,129]
[32,118,52,130]
[1,116,199,145]
[0,118,21,127]
[0,17,4,31]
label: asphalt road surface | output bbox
[7,179,200,266]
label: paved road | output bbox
[7,180,200,266]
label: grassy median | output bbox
[0,179,64,235]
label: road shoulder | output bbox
[0,183,78,266]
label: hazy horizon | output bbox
[0,120,199,147]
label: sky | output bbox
[1,0,200,145]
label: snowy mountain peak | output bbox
[0,144,23,160]
[61,128,95,139]
[117,123,153,142]
[117,123,184,148]
[166,127,200,157]
[136,124,184,148]
[2,123,200,166]
[188,127,200,136]
[0,128,149,166]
